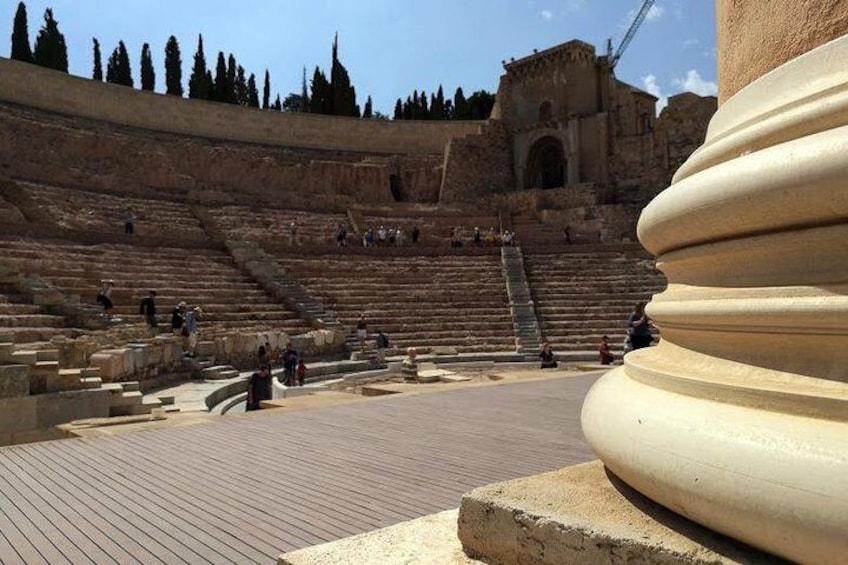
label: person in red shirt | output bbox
[599,335,614,365]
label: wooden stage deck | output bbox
[0,373,599,564]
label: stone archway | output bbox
[525,136,566,189]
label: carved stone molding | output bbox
[582,35,848,564]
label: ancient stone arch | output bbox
[524,135,566,189]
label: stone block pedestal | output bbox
[457,461,782,565]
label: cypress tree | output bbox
[247,73,259,108]
[419,91,429,120]
[117,41,132,86]
[204,70,214,100]
[140,43,155,91]
[432,85,445,120]
[11,2,34,63]
[106,41,132,87]
[164,35,183,96]
[362,96,373,118]
[329,33,358,116]
[393,99,403,120]
[309,67,330,114]
[262,70,270,109]
[188,34,209,99]
[273,94,282,111]
[33,8,68,72]
[226,54,237,104]
[92,38,103,81]
[454,87,469,120]
[235,65,248,105]
[300,67,310,113]
[213,52,228,102]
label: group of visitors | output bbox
[361,225,420,247]
[246,341,308,411]
[95,283,203,357]
[451,227,517,248]
[539,301,655,368]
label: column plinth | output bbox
[582,34,848,564]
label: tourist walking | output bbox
[123,208,137,235]
[279,342,299,386]
[96,280,115,318]
[182,306,202,357]
[246,364,272,411]
[628,301,654,350]
[296,359,307,387]
[139,290,158,333]
[171,301,186,335]
[411,225,420,244]
[356,314,368,347]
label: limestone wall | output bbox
[439,121,514,203]
[0,57,481,155]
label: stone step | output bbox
[0,314,68,328]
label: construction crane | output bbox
[607,0,656,71]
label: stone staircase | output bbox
[210,205,350,247]
[524,247,666,354]
[227,240,340,330]
[500,246,542,353]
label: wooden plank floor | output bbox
[0,374,599,564]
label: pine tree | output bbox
[140,43,155,91]
[362,96,373,118]
[33,8,68,72]
[300,67,310,113]
[11,2,34,63]
[164,35,183,96]
[92,38,103,81]
[468,90,496,119]
[454,87,469,120]
[247,73,259,108]
[188,34,209,99]
[262,70,271,109]
[393,99,403,120]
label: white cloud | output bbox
[565,0,587,11]
[682,38,699,48]
[541,9,553,20]
[645,4,665,21]
[672,70,718,96]
[642,74,668,114]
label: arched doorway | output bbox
[525,136,566,189]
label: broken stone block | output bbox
[0,365,30,398]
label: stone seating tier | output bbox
[525,251,667,353]
[281,254,515,353]
[16,181,207,241]
[0,238,312,338]
[210,206,349,246]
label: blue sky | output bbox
[2,0,717,115]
